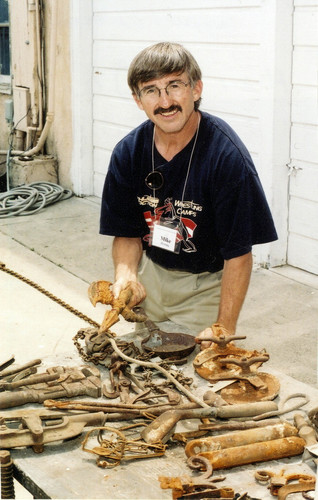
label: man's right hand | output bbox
[112,277,146,309]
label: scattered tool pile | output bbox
[1,280,317,499]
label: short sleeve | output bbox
[99,148,145,237]
[214,167,278,260]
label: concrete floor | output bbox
[1,195,318,498]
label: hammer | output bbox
[141,400,279,443]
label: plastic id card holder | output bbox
[151,219,181,254]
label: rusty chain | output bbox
[0,262,156,363]
[0,261,121,364]
[0,261,194,390]
[0,261,100,328]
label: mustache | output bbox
[154,105,182,115]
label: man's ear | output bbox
[192,80,203,102]
[132,93,144,111]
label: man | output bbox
[100,42,278,348]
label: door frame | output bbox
[70,0,93,196]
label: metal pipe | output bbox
[35,0,43,131]
[24,0,58,157]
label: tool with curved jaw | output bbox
[133,306,196,359]
[88,281,147,333]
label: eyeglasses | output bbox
[145,171,164,190]
[138,80,190,101]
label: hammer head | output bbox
[88,281,136,333]
[88,281,113,307]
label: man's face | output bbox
[133,72,203,135]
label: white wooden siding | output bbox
[90,0,292,268]
[92,1,264,191]
[287,1,318,275]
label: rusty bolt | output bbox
[0,450,11,464]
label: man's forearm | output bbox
[112,236,143,282]
[217,252,253,333]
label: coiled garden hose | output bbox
[0,182,73,218]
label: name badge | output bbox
[152,222,180,253]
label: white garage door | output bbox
[287,1,318,275]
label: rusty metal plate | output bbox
[218,373,280,404]
[193,346,280,403]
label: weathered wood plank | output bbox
[93,121,131,150]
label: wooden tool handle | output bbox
[294,413,318,446]
[217,400,278,418]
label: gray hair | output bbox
[128,42,202,109]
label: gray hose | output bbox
[0,182,73,218]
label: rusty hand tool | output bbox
[88,280,147,333]
[133,305,196,359]
[141,400,278,444]
[107,336,211,408]
[103,367,132,403]
[102,353,161,404]
[253,392,310,420]
[159,455,234,499]
[185,437,306,471]
[0,408,106,453]
[255,468,316,497]
[308,406,318,433]
[195,322,232,342]
[277,481,316,500]
[0,372,60,391]
[195,324,246,349]
[185,423,306,470]
[199,417,283,432]
[0,356,15,373]
[294,413,318,465]
[186,422,298,454]
[0,359,42,381]
[0,365,102,409]
[82,425,166,467]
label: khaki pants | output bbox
[138,253,222,334]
